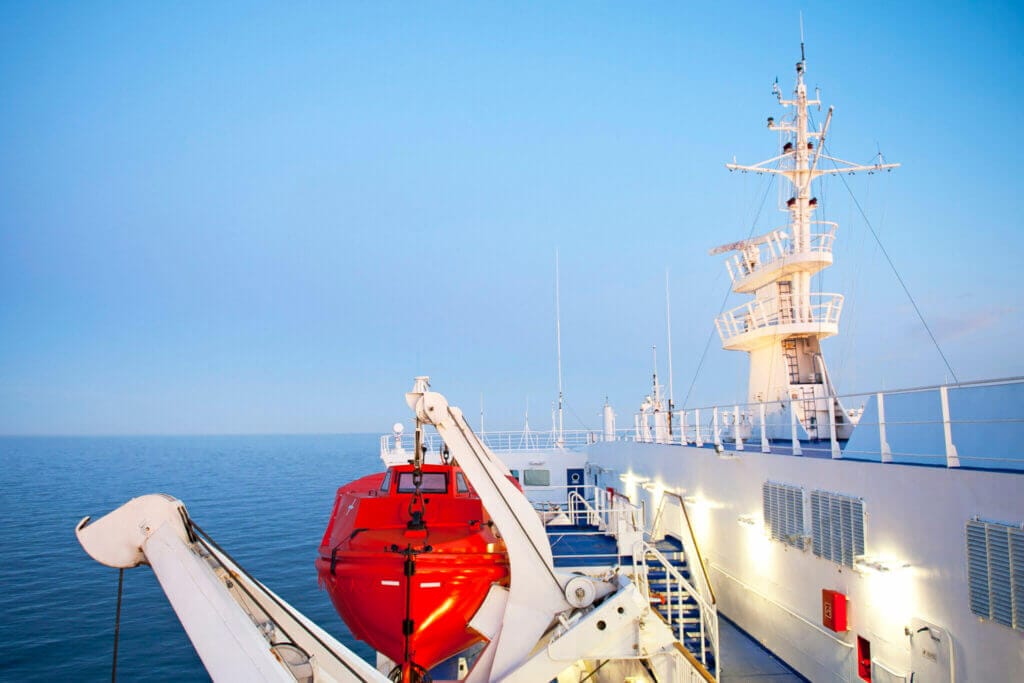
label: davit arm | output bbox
[76,494,386,683]
[405,379,617,682]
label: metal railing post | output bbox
[694,409,704,447]
[734,405,744,451]
[712,407,721,448]
[829,398,841,459]
[941,385,960,467]
[790,399,802,455]
[877,392,892,463]
[760,402,770,453]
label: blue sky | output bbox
[1,2,1021,435]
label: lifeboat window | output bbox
[397,471,448,494]
[523,469,551,486]
[456,472,469,493]
[380,470,392,492]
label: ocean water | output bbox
[0,434,383,681]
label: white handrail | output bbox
[644,542,719,678]
[716,292,844,342]
[726,222,837,284]
[627,377,1024,470]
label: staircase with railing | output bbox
[556,488,720,680]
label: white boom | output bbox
[76,494,386,683]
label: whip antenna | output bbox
[554,250,565,446]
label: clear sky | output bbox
[1,2,1021,435]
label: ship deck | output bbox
[719,616,805,682]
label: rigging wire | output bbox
[188,519,371,682]
[111,568,124,683]
[562,397,592,432]
[681,172,778,408]
[823,144,960,384]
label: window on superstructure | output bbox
[762,481,805,549]
[810,490,865,568]
[966,518,1024,631]
[523,469,551,487]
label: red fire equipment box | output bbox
[857,635,872,681]
[822,589,848,632]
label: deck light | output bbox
[737,514,758,527]
[854,556,910,574]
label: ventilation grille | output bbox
[966,518,1024,630]
[762,481,805,549]
[810,490,865,568]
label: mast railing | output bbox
[724,222,836,284]
[715,292,843,343]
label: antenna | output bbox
[799,11,806,62]
[665,270,675,407]
[554,250,565,447]
[651,345,659,399]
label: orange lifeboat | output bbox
[316,462,510,680]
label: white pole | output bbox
[829,398,841,459]
[665,269,675,407]
[734,404,744,451]
[555,251,565,447]
[790,399,802,456]
[760,401,770,453]
[877,392,892,463]
[941,386,960,467]
[713,407,721,447]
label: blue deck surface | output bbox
[545,525,685,567]
[719,615,806,682]
[546,524,626,566]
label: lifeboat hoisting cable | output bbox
[391,418,434,682]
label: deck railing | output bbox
[380,429,602,460]
[628,376,1024,470]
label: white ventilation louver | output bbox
[762,481,805,549]
[966,518,1024,631]
[811,490,865,568]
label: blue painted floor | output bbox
[719,616,806,682]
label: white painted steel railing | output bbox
[648,493,719,679]
[642,542,719,679]
[380,429,603,460]
[724,222,837,284]
[627,376,1024,470]
[715,292,844,343]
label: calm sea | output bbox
[0,434,383,681]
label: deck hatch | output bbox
[762,481,805,549]
[810,490,865,568]
[966,518,1024,630]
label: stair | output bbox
[645,536,716,673]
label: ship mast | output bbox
[713,48,898,441]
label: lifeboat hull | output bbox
[317,547,507,669]
[317,464,510,673]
